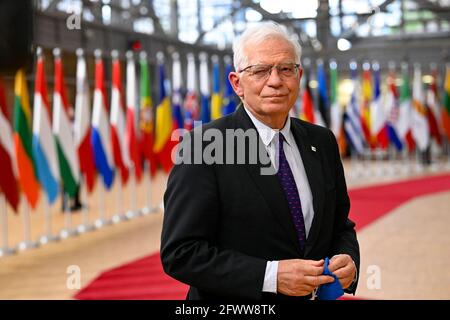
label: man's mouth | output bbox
[263,94,288,98]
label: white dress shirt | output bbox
[243,106,315,294]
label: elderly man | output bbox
[161,22,359,300]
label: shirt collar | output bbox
[243,104,294,147]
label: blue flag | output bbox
[316,257,344,300]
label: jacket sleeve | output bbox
[327,130,360,294]
[160,136,267,299]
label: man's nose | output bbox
[266,67,283,87]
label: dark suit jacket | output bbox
[160,106,360,300]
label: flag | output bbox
[385,68,403,151]
[301,67,325,126]
[370,63,389,149]
[153,54,176,173]
[74,49,96,193]
[91,52,115,189]
[0,77,19,211]
[172,52,184,129]
[301,69,315,123]
[443,65,450,141]
[32,52,59,204]
[13,69,40,209]
[329,60,341,138]
[126,52,142,182]
[398,65,415,151]
[110,52,130,185]
[223,58,236,115]
[361,64,374,147]
[139,52,157,177]
[184,53,200,130]
[311,67,325,127]
[53,50,80,198]
[200,53,211,124]
[211,55,222,120]
[426,69,442,145]
[317,60,329,127]
[411,64,430,151]
[328,61,347,155]
[344,64,365,154]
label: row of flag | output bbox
[0,48,238,213]
[298,60,450,156]
[2,47,450,214]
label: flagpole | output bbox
[400,146,409,175]
[112,178,123,223]
[39,200,59,244]
[17,196,38,251]
[394,146,401,175]
[45,202,53,240]
[0,194,16,257]
[350,149,359,180]
[438,135,447,171]
[142,162,152,215]
[365,148,373,178]
[60,193,69,238]
[78,182,93,233]
[414,147,423,173]
[446,139,450,169]
[125,167,138,220]
[375,147,384,177]
[159,171,165,212]
[429,141,439,172]
[132,172,139,217]
[386,145,392,175]
[95,183,107,229]
[442,139,447,168]
[408,148,415,175]
[61,192,78,238]
[357,148,366,179]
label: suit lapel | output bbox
[290,120,325,257]
[233,107,301,252]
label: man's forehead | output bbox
[244,37,296,60]
[245,47,296,65]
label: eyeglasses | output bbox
[238,63,301,81]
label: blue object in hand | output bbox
[316,257,344,300]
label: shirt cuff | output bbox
[262,261,279,293]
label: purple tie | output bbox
[276,133,306,253]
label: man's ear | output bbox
[298,67,303,81]
[228,72,244,97]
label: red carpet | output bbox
[349,173,450,231]
[74,253,188,300]
[75,173,450,300]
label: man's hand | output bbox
[328,254,356,289]
[277,259,334,296]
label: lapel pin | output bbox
[311,146,316,152]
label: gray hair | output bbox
[232,21,302,71]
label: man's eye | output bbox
[280,67,293,72]
[252,68,269,75]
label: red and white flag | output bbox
[125,51,142,182]
[74,49,96,193]
[426,69,442,145]
[0,78,19,211]
[110,51,130,185]
[53,48,80,198]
